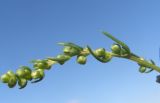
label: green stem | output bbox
[129,55,160,72]
[112,53,160,73]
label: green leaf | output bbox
[145,69,154,73]
[144,59,155,73]
[130,53,140,58]
[150,59,155,65]
[47,57,66,65]
[102,32,130,54]
[18,78,28,89]
[31,77,44,83]
[47,57,63,62]
[58,42,83,51]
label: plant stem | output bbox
[129,55,160,72]
[112,53,160,73]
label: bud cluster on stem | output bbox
[1,32,160,89]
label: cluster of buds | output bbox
[93,48,112,62]
[0,60,56,89]
[110,44,155,74]
[0,42,90,89]
[49,42,93,66]
[1,32,160,89]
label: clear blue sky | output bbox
[1,0,160,103]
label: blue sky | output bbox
[1,0,160,103]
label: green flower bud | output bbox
[94,48,106,57]
[63,46,79,56]
[18,78,27,89]
[63,46,72,54]
[44,60,57,70]
[23,66,32,80]
[111,44,121,54]
[103,52,112,62]
[1,74,10,83]
[139,66,146,73]
[77,56,87,64]
[22,66,31,74]
[33,60,50,70]
[31,69,44,79]
[16,69,26,78]
[57,54,71,62]
[47,60,57,66]
[80,47,90,56]
[37,61,48,69]
[7,70,15,76]
[24,75,32,81]
[37,69,45,77]
[16,66,32,80]
[31,70,40,79]
[8,76,17,88]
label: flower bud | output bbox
[31,70,41,79]
[23,67,32,80]
[37,61,48,69]
[7,70,15,76]
[37,69,45,77]
[16,66,32,80]
[1,74,10,83]
[94,48,106,57]
[31,69,44,79]
[22,66,31,74]
[63,46,72,53]
[47,60,57,66]
[139,66,146,73]
[16,69,26,78]
[103,52,112,62]
[24,73,32,81]
[8,76,17,88]
[63,46,79,56]
[80,47,90,56]
[33,60,50,70]
[56,54,71,62]
[24,75,32,81]
[18,78,27,89]
[44,60,57,70]
[111,44,121,54]
[77,56,87,64]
